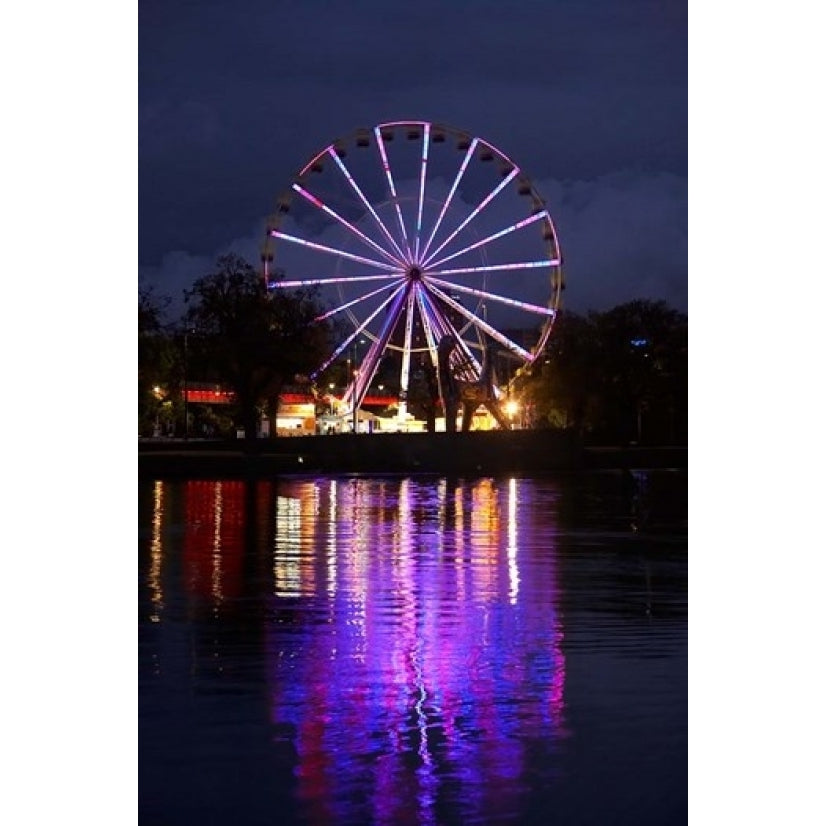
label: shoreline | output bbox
[139,430,687,478]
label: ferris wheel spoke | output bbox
[413,123,431,263]
[269,229,400,271]
[417,287,482,377]
[425,275,557,317]
[397,290,418,409]
[427,258,559,278]
[413,284,441,357]
[425,211,548,271]
[291,183,407,268]
[270,272,403,290]
[421,167,520,268]
[419,137,478,263]
[328,147,408,261]
[418,286,454,347]
[312,283,407,380]
[374,127,412,260]
[424,282,533,361]
[313,279,405,322]
[349,287,410,409]
[415,287,447,348]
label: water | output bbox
[139,470,687,825]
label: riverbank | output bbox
[138,430,687,478]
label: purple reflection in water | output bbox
[265,476,566,824]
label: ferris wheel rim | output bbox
[263,119,564,421]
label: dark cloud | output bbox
[139,0,686,316]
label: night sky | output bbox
[139,0,687,318]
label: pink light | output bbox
[298,143,333,177]
[313,280,403,321]
[373,126,411,259]
[327,147,407,261]
[292,184,406,268]
[416,288,480,373]
[421,167,520,268]
[424,282,533,360]
[414,123,431,262]
[312,283,406,379]
[347,286,410,409]
[427,258,560,277]
[270,273,402,289]
[269,229,398,271]
[426,275,557,316]
[426,211,548,270]
[377,119,427,129]
[419,137,478,262]
[479,137,515,168]
[413,285,440,352]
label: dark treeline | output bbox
[516,300,687,445]
[139,254,686,445]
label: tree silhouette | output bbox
[183,254,330,440]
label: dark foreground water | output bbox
[139,470,687,825]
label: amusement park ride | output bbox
[262,120,564,432]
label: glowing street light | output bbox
[505,399,519,427]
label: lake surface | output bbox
[138,470,687,825]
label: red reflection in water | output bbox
[181,480,246,602]
[267,477,566,824]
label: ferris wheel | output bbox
[262,120,564,425]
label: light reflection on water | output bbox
[139,472,687,826]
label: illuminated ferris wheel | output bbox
[262,120,564,423]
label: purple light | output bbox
[426,275,557,317]
[419,137,478,262]
[377,119,426,129]
[424,282,533,361]
[413,285,440,354]
[328,147,407,261]
[292,183,406,267]
[313,280,404,322]
[414,123,431,262]
[426,211,548,270]
[312,283,406,379]
[427,258,559,277]
[479,137,515,167]
[421,167,520,268]
[270,273,403,289]
[373,126,412,259]
[348,287,410,409]
[269,229,399,271]
[398,290,417,396]
[298,143,332,177]
[416,287,482,376]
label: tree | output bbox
[183,254,330,440]
[519,299,687,443]
[520,311,601,433]
[592,300,687,443]
[138,287,175,435]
